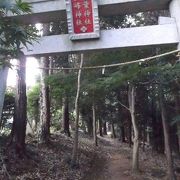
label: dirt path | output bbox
[83,136,180,180]
[104,153,132,180]
[84,138,133,180]
[97,152,132,180]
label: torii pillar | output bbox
[0,66,9,121]
[169,0,180,152]
[170,0,180,51]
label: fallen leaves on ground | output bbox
[0,134,180,180]
[0,133,101,180]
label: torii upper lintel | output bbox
[10,0,171,24]
[8,0,180,56]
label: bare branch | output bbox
[119,101,130,111]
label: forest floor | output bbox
[84,136,180,180]
[0,133,180,180]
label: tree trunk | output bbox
[120,125,126,143]
[99,119,103,137]
[159,87,176,180]
[62,96,71,137]
[111,122,116,138]
[81,114,87,133]
[39,57,51,143]
[87,116,93,136]
[142,126,146,152]
[128,84,139,173]
[39,23,51,143]
[0,66,8,125]
[92,102,97,146]
[128,118,132,147]
[173,84,180,153]
[11,54,27,155]
[116,91,126,142]
[151,103,164,154]
[71,54,83,165]
[103,122,107,135]
[61,56,71,137]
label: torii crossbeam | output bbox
[11,0,171,23]
[1,0,180,120]
[9,0,180,56]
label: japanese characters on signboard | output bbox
[65,0,100,40]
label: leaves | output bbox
[27,85,40,122]
[47,72,76,99]
[15,0,32,14]
[0,0,38,66]
[0,0,31,15]
[171,115,180,126]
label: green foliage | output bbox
[15,0,32,14]
[51,109,62,132]
[0,0,39,65]
[1,91,15,129]
[0,0,31,15]
[171,115,180,126]
[77,46,180,132]
[47,72,76,100]
[27,85,40,123]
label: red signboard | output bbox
[71,0,94,34]
[65,0,99,40]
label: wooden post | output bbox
[170,0,180,50]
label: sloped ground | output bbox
[84,136,180,180]
[0,134,101,180]
[0,134,180,180]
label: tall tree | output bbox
[61,56,71,137]
[92,101,97,146]
[98,119,103,137]
[128,84,139,172]
[1,0,39,154]
[39,24,51,143]
[39,56,51,143]
[62,95,71,137]
[0,0,33,121]
[71,54,84,165]
[159,84,176,180]
[11,53,27,155]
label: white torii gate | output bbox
[10,0,179,56]
[11,0,171,24]
[0,0,180,119]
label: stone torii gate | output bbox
[16,0,180,55]
[0,0,180,118]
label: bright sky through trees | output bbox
[7,58,40,87]
[7,23,42,87]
